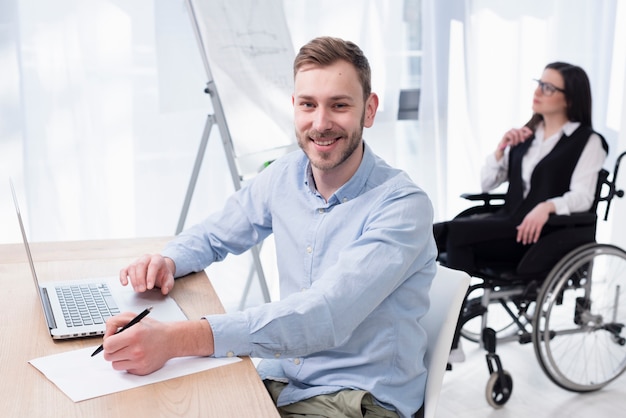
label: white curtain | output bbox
[1,0,220,243]
[421,0,626,248]
[1,0,408,246]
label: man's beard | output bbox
[297,114,365,172]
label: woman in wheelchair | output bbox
[434,62,608,276]
[433,63,626,408]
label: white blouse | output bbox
[481,121,607,215]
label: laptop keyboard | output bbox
[55,283,121,327]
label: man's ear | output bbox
[363,93,379,128]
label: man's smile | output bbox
[312,137,339,146]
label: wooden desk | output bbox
[0,238,279,417]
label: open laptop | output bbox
[10,179,188,339]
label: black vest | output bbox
[503,125,607,222]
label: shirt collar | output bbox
[562,121,581,136]
[536,120,581,140]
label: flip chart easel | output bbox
[179,0,296,307]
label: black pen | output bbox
[91,306,153,357]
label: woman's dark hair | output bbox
[526,61,593,130]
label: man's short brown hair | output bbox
[294,36,372,101]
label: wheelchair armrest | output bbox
[460,193,506,206]
[546,212,597,227]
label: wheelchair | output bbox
[438,150,626,408]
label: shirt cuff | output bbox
[485,152,504,168]
[204,312,251,357]
[161,246,197,278]
[548,197,569,216]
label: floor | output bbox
[436,339,626,417]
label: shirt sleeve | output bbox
[548,134,607,215]
[480,150,509,193]
[161,167,275,278]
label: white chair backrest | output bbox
[421,264,470,418]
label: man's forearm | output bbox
[166,319,215,358]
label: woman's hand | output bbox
[495,127,533,161]
[516,201,555,245]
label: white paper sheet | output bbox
[29,346,241,402]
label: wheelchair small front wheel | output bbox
[485,370,513,408]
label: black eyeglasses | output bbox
[534,79,566,96]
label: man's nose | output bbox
[313,107,333,131]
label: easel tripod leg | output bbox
[176,115,216,235]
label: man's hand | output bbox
[516,201,555,245]
[120,254,176,295]
[102,312,174,375]
[102,314,215,375]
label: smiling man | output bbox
[104,37,436,418]
[292,46,377,200]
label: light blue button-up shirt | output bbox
[162,143,437,418]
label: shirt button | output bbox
[318,208,325,214]
[294,358,301,365]
[226,351,234,357]
[274,353,281,358]
[306,246,312,254]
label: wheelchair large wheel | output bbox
[533,243,626,392]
